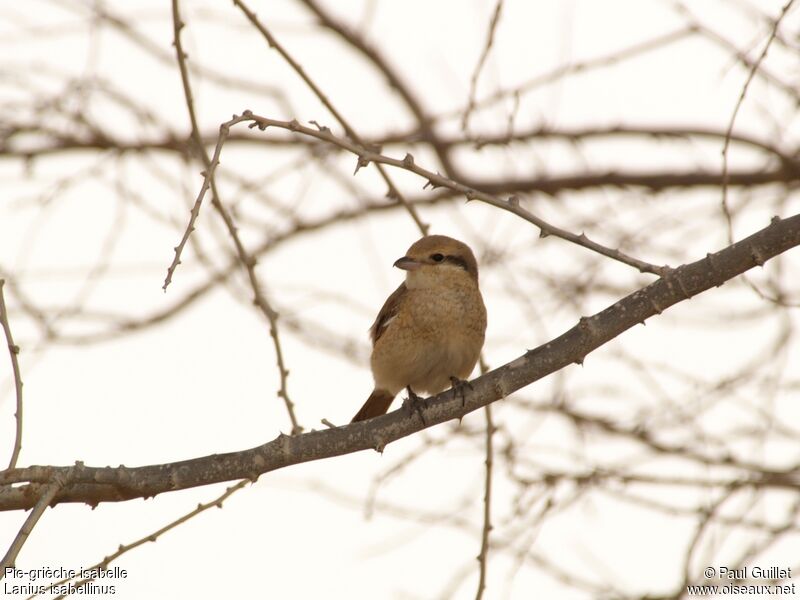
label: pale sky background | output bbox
[1,1,800,598]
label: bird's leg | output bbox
[402,386,429,425]
[449,376,474,407]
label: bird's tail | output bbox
[351,389,395,422]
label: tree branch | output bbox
[242,112,669,274]
[1,212,798,511]
[166,2,301,433]
[0,465,74,572]
[0,280,23,469]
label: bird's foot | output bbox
[449,376,474,407]
[402,386,429,425]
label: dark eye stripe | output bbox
[444,255,468,270]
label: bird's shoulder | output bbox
[369,282,408,345]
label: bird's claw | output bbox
[402,386,429,425]
[449,376,474,407]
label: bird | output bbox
[351,235,487,423]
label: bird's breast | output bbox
[370,278,486,396]
[407,284,485,333]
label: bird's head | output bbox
[394,235,479,289]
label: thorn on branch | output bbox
[309,120,330,133]
[402,153,415,167]
[353,156,370,175]
[508,195,520,206]
[423,171,444,190]
[288,119,301,131]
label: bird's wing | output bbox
[369,282,407,345]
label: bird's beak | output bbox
[393,256,422,271]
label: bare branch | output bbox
[160,115,235,292]
[721,0,796,241]
[242,112,669,275]
[297,0,457,177]
[442,25,698,121]
[0,280,23,470]
[1,212,798,511]
[232,0,428,235]
[462,0,505,133]
[0,465,74,573]
[474,404,495,600]
[40,480,248,599]
[168,2,301,433]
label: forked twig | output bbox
[168,0,300,433]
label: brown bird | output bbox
[351,235,487,422]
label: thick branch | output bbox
[0,213,798,511]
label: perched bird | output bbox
[351,235,487,422]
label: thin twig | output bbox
[36,480,249,600]
[161,122,227,292]
[678,490,732,590]
[442,26,697,121]
[673,2,797,101]
[297,0,457,177]
[242,112,669,275]
[462,0,504,132]
[720,0,796,241]
[169,1,301,434]
[0,280,23,469]
[0,465,74,574]
[475,404,494,600]
[231,0,428,235]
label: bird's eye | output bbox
[431,253,444,262]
